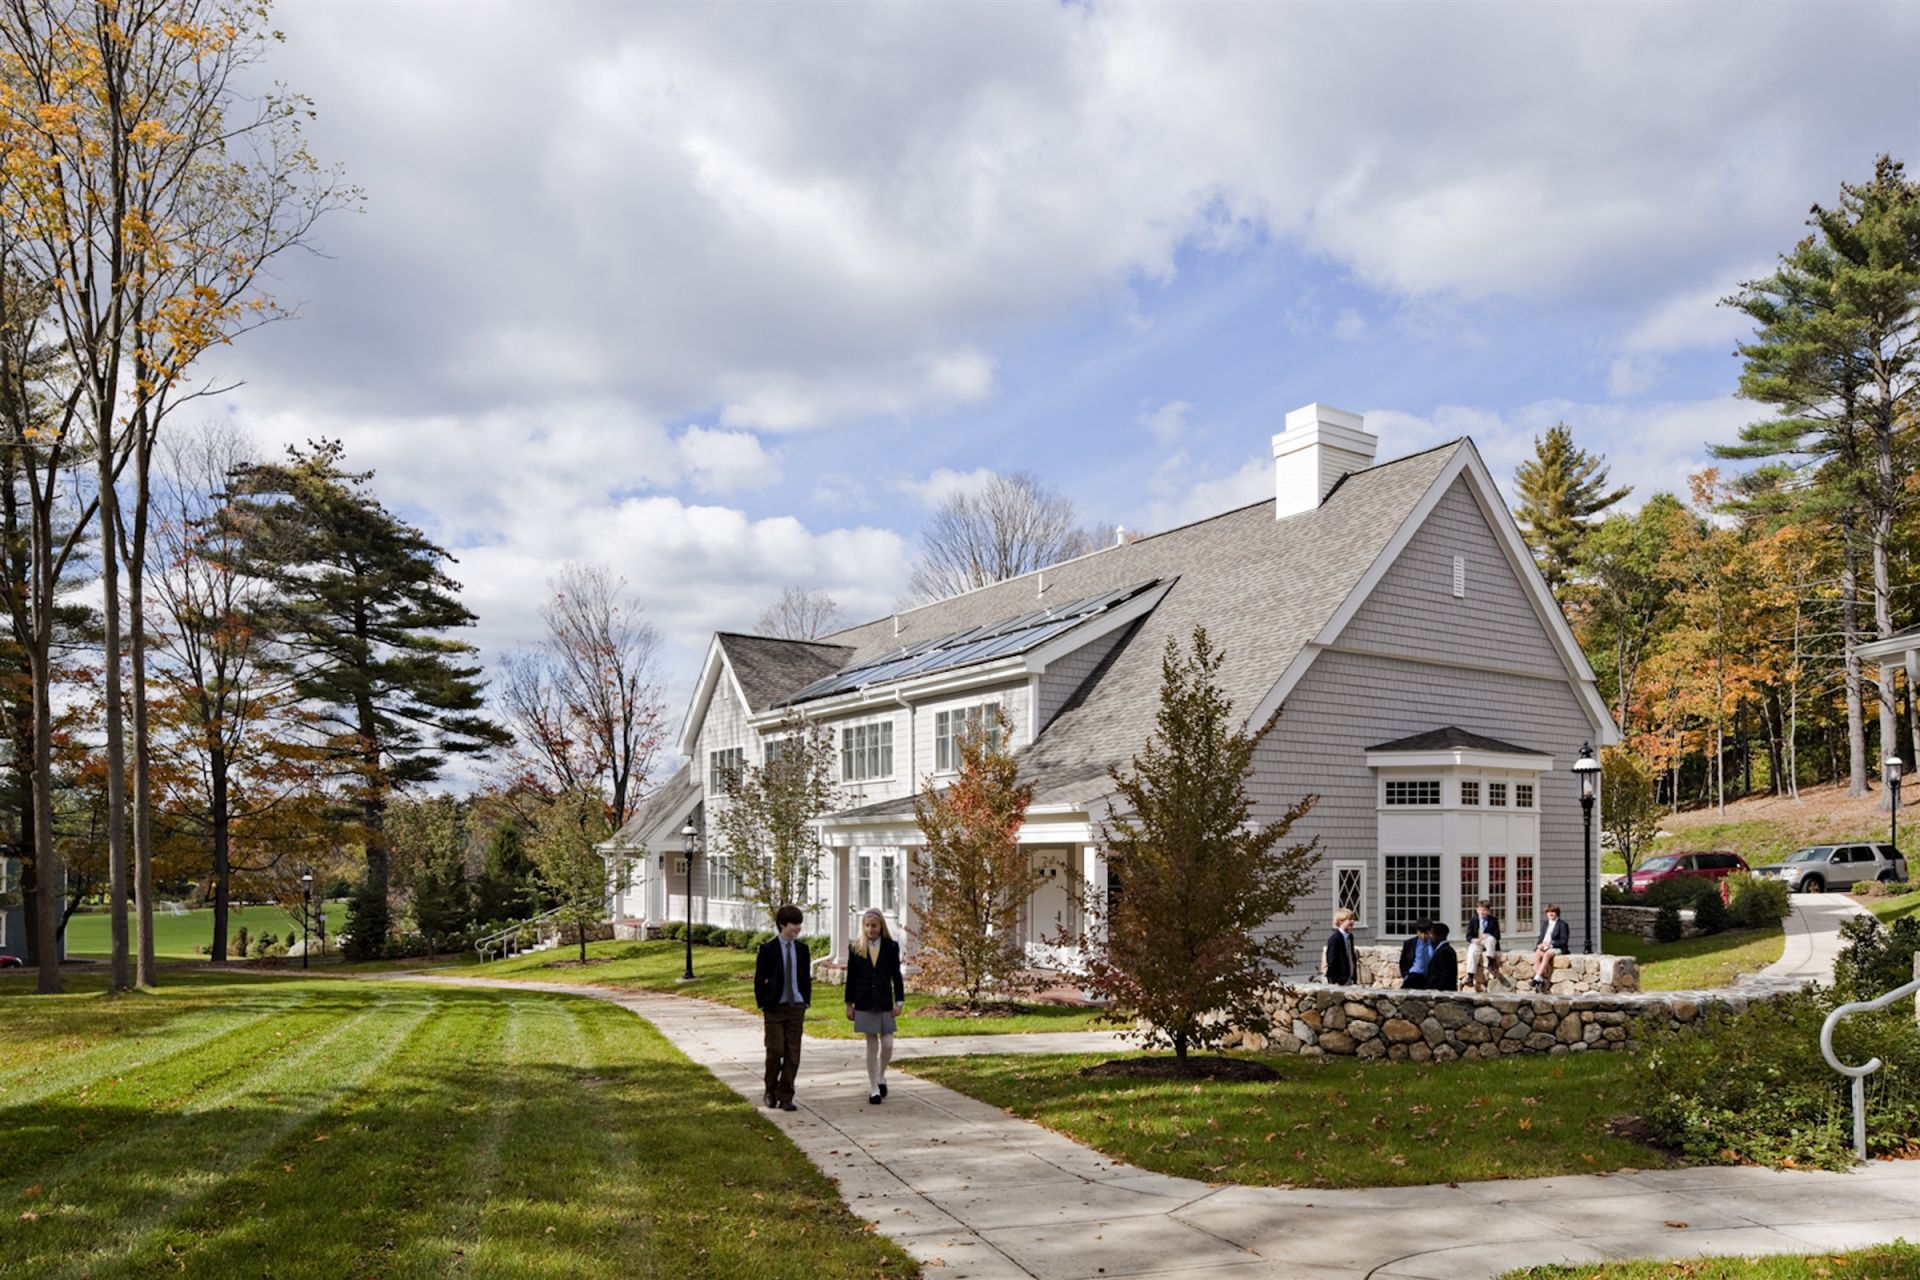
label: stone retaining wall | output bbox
[1602,904,1708,941]
[1348,944,1639,994]
[1226,985,1733,1061]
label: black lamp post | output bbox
[1573,743,1600,954]
[1885,755,1903,851]
[300,871,313,971]
[679,820,699,982]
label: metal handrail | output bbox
[475,907,563,962]
[1820,967,1920,1162]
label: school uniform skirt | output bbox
[853,1008,897,1035]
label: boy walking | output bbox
[755,905,810,1111]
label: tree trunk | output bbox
[95,442,130,991]
[211,751,230,963]
[1841,546,1869,797]
[127,420,155,986]
[30,632,60,994]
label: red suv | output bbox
[1618,851,1750,893]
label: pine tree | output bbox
[1715,155,1920,798]
[225,443,510,959]
[1514,424,1630,596]
[1067,628,1318,1067]
[474,820,539,926]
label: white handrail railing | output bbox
[475,907,563,962]
[1819,955,1920,1162]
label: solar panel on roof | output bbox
[778,578,1161,706]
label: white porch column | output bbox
[1081,844,1105,944]
[899,845,918,952]
[830,845,850,960]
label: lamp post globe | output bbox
[680,821,700,982]
[1884,756,1903,852]
[1572,743,1601,954]
[300,872,314,971]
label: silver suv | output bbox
[1755,843,1908,893]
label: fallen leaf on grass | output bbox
[1664,1220,1688,1229]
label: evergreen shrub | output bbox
[1652,904,1683,944]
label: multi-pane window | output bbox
[856,853,873,910]
[708,747,744,795]
[1487,781,1508,807]
[1514,783,1535,809]
[709,855,748,901]
[1334,862,1367,925]
[840,721,893,783]
[1460,780,1480,806]
[934,702,1004,772]
[1458,855,1480,931]
[764,736,795,767]
[1384,854,1441,935]
[1384,780,1441,806]
[881,852,901,913]
[1489,854,1508,924]
[1515,855,1536,932]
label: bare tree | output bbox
[500,564,667,828]
[907,472,1100,603]
[754,586,843,640]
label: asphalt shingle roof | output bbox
[716,633,854,713]
[609,761,699,847]
[1367,726,1545,756]
[812,439,1468,810]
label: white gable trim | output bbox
[674,637,756,758]
[1248,442,1620,744]
[1364,746,1555,772]
[598,781,703,855]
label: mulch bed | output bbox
[540,957,617,969]
[1079,1056,1281,1082]
[912,1001,1045,1020]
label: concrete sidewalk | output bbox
[409,975,1919,1279]
[1735,891,1874,994]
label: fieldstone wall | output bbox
[1226,985,1731,1061]
[1347,944,1639,995]
[1603,904,1709,941]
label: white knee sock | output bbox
[879,1033,894,1084]
[865,1035,881,1091]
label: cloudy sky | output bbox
[215,1,1920,706]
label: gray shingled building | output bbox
[601,403,1619,973]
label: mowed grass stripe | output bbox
[0,984,319,1111]
[12,995,425,1277]
[0,987,350,1187]
[112,985,517,1279]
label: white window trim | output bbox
[1380,851,1444,939]
[932,696,1007,776]
[1382,778,1443,807]
[838,715,898,785]
[1332,859,1368,928]
[708,746,745,796]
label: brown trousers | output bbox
[763,1002,805,1103]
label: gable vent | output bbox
[1452,555,1466,599]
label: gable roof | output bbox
[715,633,853,712]
[1368,726,1543,756]
[605,761,700,850]
[812,439,1470,807]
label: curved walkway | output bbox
[1735,891,1874,994]
[406,975,1919,1280]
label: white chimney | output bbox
[1272,403,1377,519]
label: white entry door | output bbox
[1027,848,1073,964]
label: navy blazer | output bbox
[1426,940,1460,991]
[845,936,905,1013]
[1535,917,1570,953]
[1324,928,1358,985]
[1465,913,1501,947]
[754,936,813,1011]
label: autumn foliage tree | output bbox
[911,710,1042,1009]
[711,714,837,928]
[1066,628,1318,1067]
[529,787,612,964]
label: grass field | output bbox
[1602,926,1785,990]
[1502,1242,1919,1279]
[477,938,1113,1039]
[0,972,915,1279]
[1867,889,1920,924]
[62,901,351,959]
[907,1049,1669,1189]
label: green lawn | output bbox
[1603,927,1786,991]
[63,900,351,959]
[0,972,915,1279]
[1503,1241,1919,1279]
[477,938,1113,1039]
[907,1049,1669,1188]
[1868,889,1920,924]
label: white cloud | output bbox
[1624,271,1769,353]
[675,426,780,493]
[1607,354,1666,399]
[898,466,997,508]
[1334,308,1368,342]
[1144,451,1272,530]
[1138,400,1193,445]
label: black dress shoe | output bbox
[779,1100,798,1112]
[879,1081,888,1098]
[763,1089,776,1107]
[868,1091,882,1105]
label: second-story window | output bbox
[841,720,893,783]
[934,701,1003,772]
[709,747,744,795]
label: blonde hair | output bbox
[1333,907,1355,926]
[860,908,891,941]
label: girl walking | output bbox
[845,908,905,1104]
